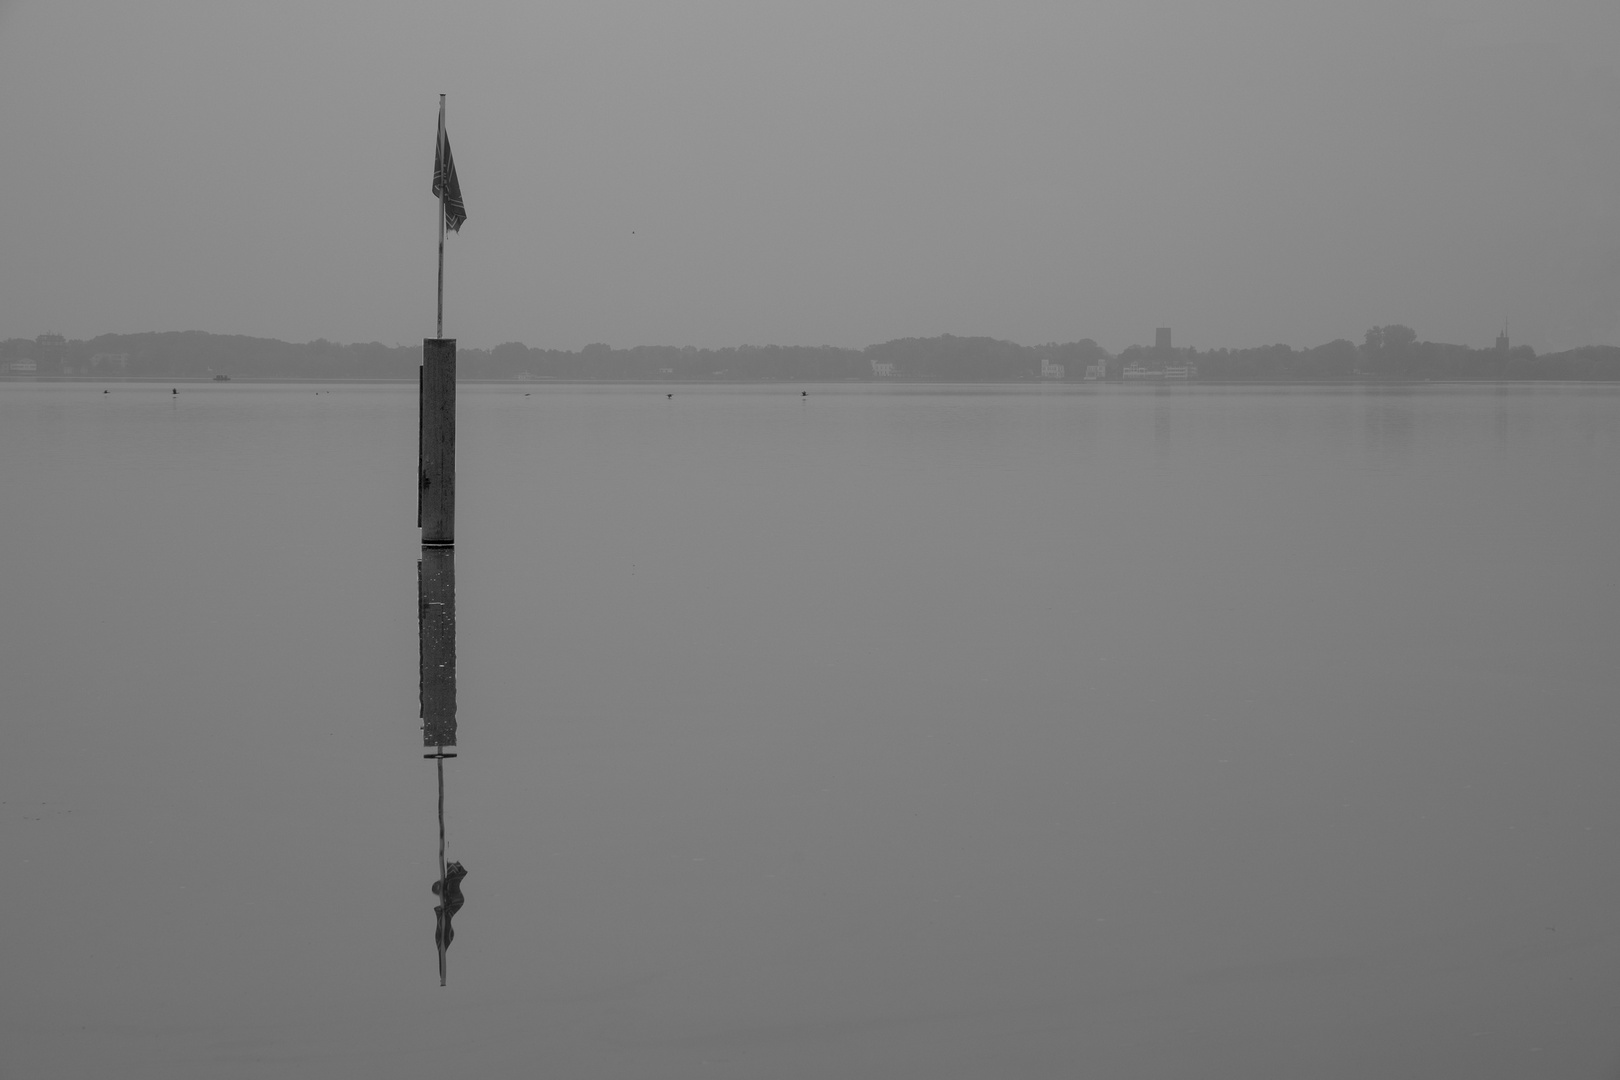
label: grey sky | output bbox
[2,0,1616,352]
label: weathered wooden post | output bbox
[419,338,456,547]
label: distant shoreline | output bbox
[7,374,1620,388]
[8,329,1620,382]
[7,329,1619,382]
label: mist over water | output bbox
[3,381,1619,1077]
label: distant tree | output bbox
[490,342,533,378]
[1382,325,1416,350]
[579,343,612,377]
[1535,345,1618,380]
[1310,338,1358,376]
[1052,339,1107,374]
[1362,325,1416,374]
[865,334,1036,380]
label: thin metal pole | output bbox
[436,94,446,340]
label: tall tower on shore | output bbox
[1155,328,1172,353]
[1496,322,1509,353]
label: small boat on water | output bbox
[213,374,231,381]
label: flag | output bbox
[433,115,467,233]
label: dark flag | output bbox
[433,115,467,233]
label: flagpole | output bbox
[437,94,446,339]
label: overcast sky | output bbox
[2,0,1617,352]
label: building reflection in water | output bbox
[419,548,464,986]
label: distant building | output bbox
[1496,328,1510,353]
[1155,328,1172,352]
[1123,362,1159,380]
[1084,362,1104,380]
[1040,358,1065,379]
[8,359,37,375]
[870,360,898,377]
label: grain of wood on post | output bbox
[420,338,456,546]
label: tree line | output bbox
[3,327,1617,381]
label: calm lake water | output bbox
[3,381,1619,1078]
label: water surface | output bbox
[3,381,1618,1077]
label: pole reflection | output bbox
[419,548,463,986]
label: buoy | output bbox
[172,388,177,395]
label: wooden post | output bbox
[420,338,456,546]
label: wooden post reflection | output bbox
[419,548,462,986]
[420,549,456,748]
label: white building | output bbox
[870,360,898,377]
[1040,358,1065,379]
